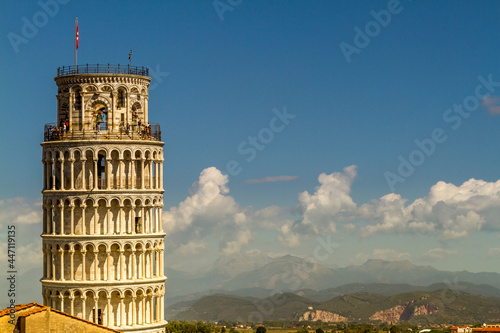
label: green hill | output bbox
[174,293,319,322]
[316,290,500,324]
[173,289,500,324]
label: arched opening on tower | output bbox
[73,86,82,130]
[117,88,125,109]
[98,152,106,189]
[92,103,107,131]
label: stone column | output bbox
[69,296,75,316]
[94,159,98,189]
[51,295,56,310]
[149,159,153,189]
[150,251,154,278]
[125,91,129,124]
[140,250,145,279]
[51,159,56,190]
[68,91,73,131]
[42,249,46,278]
[82,250,86,281]
[132,296,137,325]
[47,249,52,279]
[81,158,87,189]
[42,205,47,234]
[106,251,111,281]
[142,296,146,324]
[111,92,116,131]
[79,91,84,131]
[159,161,163,190]
[106,158,112,190]
[146,205,150,233]
[60,295,64,312]
[159,250,164,276]
[141,206,145,233]
[82,295,87,320]
[94,298,98,323]
[155,249,159,277]
[155,205,159,233]
[132,250,137,279]
[46,159,51,190]
[155,160,159,189]
[94,204,98,235]
[106,297,111,327]
[69,158,75,190]
[59,157,64,190]
[59,202,64,235]
[69,250,74,281]
[93,251,98,280]
[51,205,56,235]
[104,204,110,235]
[149,296,154,323]
[51,249,56,281]
[69,204,75,235]
[154,294,159,323]
[43,160,47,190]
[161,293,165,320]
[131,206,136,234]
[140,158,145,189]
[43,249,48,278]
[59,248,64,281]
[119,297,125,327]
[118,159,124,189]
[81,204,86,235]
[159,204,164,232]
[119,251,125,281]
[119,207,124,234]
[131,157,135,189]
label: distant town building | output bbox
[451,326,472,333]
[473,328,500,333]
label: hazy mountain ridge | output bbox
[172,289,500,323]
[166,256,500,320]
[166,255,500,303]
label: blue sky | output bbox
[1,0,500,295]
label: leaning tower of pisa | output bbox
[40,64,166,333]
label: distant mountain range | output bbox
[165,255,500,321]
[172,290,500,324]
[167,254,500,299]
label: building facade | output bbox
[40,64,166,333]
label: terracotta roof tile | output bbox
[0,302,43,317]
[1,302,122,333]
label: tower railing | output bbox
[43,123,161,142]
[56,64,149,77]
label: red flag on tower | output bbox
[76,20,79,49]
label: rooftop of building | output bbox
[0,302,123,332]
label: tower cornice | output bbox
[55,74,152,86]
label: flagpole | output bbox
[75,18,78,69]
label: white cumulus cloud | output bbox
[163,167,267,257]
[353,249,411,263]
[359,178,500,239]
[0,197,42,226]
[297,165,357,233]
[420,248,458,261]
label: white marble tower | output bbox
[40,64,166,333]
